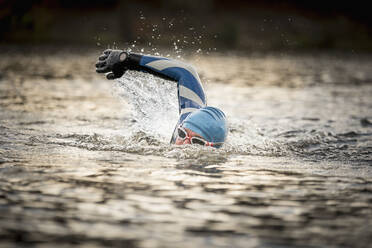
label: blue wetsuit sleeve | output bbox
[127,53,207,143]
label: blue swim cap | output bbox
[182,106,227,145]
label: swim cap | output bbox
[182,106,227,145]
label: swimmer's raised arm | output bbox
[95,49,202,88]
[95,49,206,114]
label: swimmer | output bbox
[95,49,227,147]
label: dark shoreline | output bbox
[2,1,372,53]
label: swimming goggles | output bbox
[177,126,222,147]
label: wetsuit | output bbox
[126,54,207,143]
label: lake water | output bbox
[0,48,371,247]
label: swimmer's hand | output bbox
[95,49,128,80]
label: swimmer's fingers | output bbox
[106,66,126,80]
[96,67,110,73]
[106,72,116,80]
[103,49,112,55]
[98,54,107,61]
[95,61,110,73]
[95,49,111,72]
[106,71,124,80]
[95,60,106,68]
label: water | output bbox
[0,49,372,247]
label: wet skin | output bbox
[175,127,205,145]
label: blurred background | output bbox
[1,0,372,52]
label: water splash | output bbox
[113,71,179,141]
[107,71,291,159]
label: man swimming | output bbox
[95,49,227,147]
